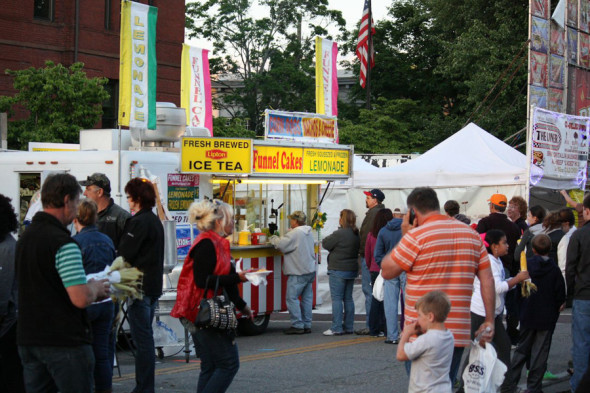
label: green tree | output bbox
[339,97,427,153]
[211,117,257,138]
[342,0,528,152]
[428,0,529,142]
[186,0,346,135]
[0,61,109,150]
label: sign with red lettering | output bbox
[530,107,589,189]
[264,110,338,143]
[181,137,252,174]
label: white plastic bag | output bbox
[153,320,179,347]
[372,271,384,301]
[462,340,507,393]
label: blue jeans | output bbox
[450,347,465,386]
[571,299,590,391]
[128,295,158,393]
[360,257,372,327]
[192,328,239,393]
[286,272,316,329]
[328,270,356,333]
[384,274,406,341]
[86,301,115,391]
[18,344,94,393]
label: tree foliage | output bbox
[339,0,528,153]
[0,61,109,150]
[211,117,257,139]
[186,0,346,134]
[185,0,530,153]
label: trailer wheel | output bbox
[238,314,270,336]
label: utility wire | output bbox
[473,54,528,125]
[491,81,528,140]
[463,39,530,127]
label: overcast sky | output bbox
[185,0,391,52]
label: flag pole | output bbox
[366,0,372,110]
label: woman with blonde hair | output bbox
[171,199,251,393]
[321,209,360,336]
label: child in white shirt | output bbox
[397,290,455,393]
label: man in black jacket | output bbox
[476,194,521,273]
[565,194,590,392]
[476,193,522,346]
[81,173,130,250]
[16,173,110,393]
[355,189,385,335]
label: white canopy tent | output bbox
[314,123,528,313]
[353,122,527,189]
[343,122,528,221]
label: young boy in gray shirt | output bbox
[397,290,455,393]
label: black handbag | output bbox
[195,276,238,331]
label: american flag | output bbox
[356,0,375,88]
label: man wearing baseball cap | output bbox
[81,173,130,250]
[476,193,521,346]
[356,189,385,335]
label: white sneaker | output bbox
[323,329,343,336]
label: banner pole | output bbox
[366,0,372,110]
[118,125,122,202]
[525,105,534,205]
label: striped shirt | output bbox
[55,243,87,288]
[388,214,490,346]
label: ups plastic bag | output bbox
[462,341,507,393]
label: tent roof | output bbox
[353,123,527,188]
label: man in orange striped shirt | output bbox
[382,187,495,385]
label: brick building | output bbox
[0,0,184,127]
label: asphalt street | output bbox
[112,311,576,393]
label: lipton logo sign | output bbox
[206,149,228,160]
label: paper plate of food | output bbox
[245,268,273,276]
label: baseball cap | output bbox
[288,211,307,223]
[80,173,111,194]
[488,194,507,207]
[363,189,385,202]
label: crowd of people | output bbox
[1,171,590,393]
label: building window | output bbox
[102,80,118,129]
[34,0,54,21]
[105,0,112,30]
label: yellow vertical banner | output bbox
[118,1,132,126]
[315,36,325,114]
[118,0,158,129]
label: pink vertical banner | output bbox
[181,44,213,136]
[330,41,339,117]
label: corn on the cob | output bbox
[519,250,538,298]
[108,257,144,300]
